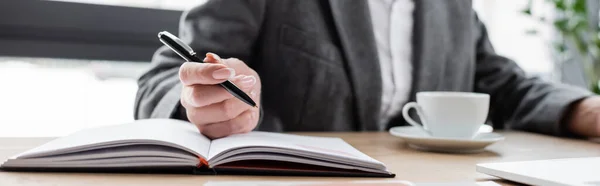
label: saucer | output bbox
[389,126,504,153]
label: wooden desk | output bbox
[1,132,599,185]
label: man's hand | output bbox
[179,52,261,139]
[567,96,600,137]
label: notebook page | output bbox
[209,132,383,166]
[15,119,210,159]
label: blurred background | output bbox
[0,0,596,137]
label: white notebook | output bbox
[477,157,600,186]
[1,119,394,177]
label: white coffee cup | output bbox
[401,91,490,139]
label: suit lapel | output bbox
[328,0,444,129]
[408,0,444,101]
[329,0,381,131]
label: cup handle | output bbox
[402,102,431,135]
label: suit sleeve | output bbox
[134,0,266,120]
[472,13,593,137]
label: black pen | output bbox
[158,31,257,108]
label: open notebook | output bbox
[0,119,394,177]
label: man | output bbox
[135,0,600,139]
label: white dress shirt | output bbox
[368,0,414,129]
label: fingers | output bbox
[182,84,232,108]
[186,97,253,125]
[198,109,259,139]
[206,52,257,77]
[183,75,257,123]
[204,52,222,64]
[181,75,257,108]
[179,62,235,85]
[179,52,256,86]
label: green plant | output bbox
[522,0,600,94]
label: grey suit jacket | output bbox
[135,0,592,136]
